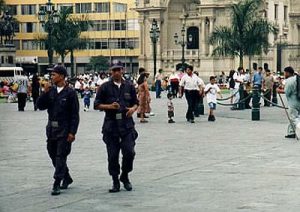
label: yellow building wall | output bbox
[6,0,140,62]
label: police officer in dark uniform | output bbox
[37,65,79,196]
[94,62,138,193]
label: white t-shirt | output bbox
[97,78,108,86]
[17,76,29,93]
[57,86,64,94]
[179,74,204,91]
[204,83,220,103]
[233,72,243,89]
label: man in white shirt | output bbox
[17,73,29,111]
[232,67,244,110]
[179,65,204,123]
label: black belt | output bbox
[105,113,127,120]
[48,121,59,128]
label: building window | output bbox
[92,20,109,31]
[8,56,14,64]
[112,20,126,31]
[7,5,18,15]
[14,23,20,33]
[274,4,278,20]
[21,5,36,15]
[127,19,139,30]
[284,6,288,22]
[75,3,92,13]
[94,3,110,13]
[22,23,36,33]
[94,39,109,49]
[22,40,38,50]
[57,4,73,13]
[113,3,127,12]
[13,40,20,50]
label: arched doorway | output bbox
[187,27,199,49]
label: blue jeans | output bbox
[155,80,162,98]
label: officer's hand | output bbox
[126,107,136,118]
[43,82,52,93]
[67,133,75,143]
[111,102,120,110]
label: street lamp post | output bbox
[150,19,160,80]
[174,16,192,70]
[38,0,59,68]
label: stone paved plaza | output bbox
[1,92,300,212]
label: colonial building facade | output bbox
[136,0,300,78]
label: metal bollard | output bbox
[252,85,260,121]
[272,82,278,104]
[238,85,245,110]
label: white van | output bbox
[0,67,24,83]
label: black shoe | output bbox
[120,174,132,191]
[51,181,61,196]
[285,134,296,138]
[208,115,215,121]
[168,119,175,123]
[190,120,195,123]
[109,182,120,193]
[137,113,141,118]
[61,176,73,190]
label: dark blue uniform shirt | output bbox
[37,86,80,138]
[94,79,138,136]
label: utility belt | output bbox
[48,120,66,128]
[105,112,128,120]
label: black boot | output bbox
[109,176,120,193]
[61,173,73,190]
[120,173,132,191]
[51,179,61,196]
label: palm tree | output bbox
[51,7,92,77]
[0,0,6,14]
[209,0,277,68]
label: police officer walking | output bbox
[94,62,138,193]
[37,65,80,195]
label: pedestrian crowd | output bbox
[1,62,299,196]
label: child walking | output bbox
[83,86,92,111]
[167,93,175,123]
[204,76,222,121]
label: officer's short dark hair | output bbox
[284,66,294,75]
[52,65,67,77]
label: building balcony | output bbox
[162,49,200,61]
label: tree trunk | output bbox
[61,55,65,66]
[70,50,75,77]
[239,50,244,68]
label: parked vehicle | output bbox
[0,67,24,83]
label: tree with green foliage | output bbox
[87,56,110,73]
[209,0,277,68]
[51,7,92,77]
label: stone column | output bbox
[209,17,215,56]
[201,20,206,56]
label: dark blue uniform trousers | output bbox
[103,131,136,177]
[47,138,72,180]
